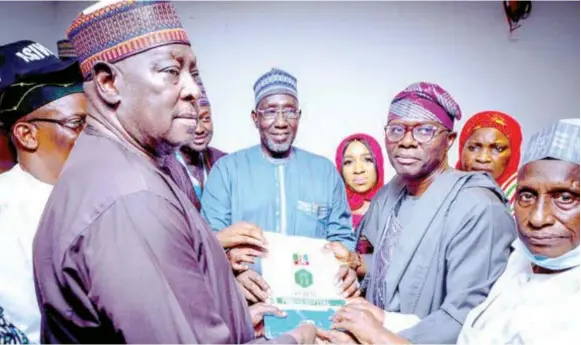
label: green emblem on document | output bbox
[294,268,313,288]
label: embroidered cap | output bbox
[522,118,580,166]
[0,40,83,129]
[67,0,190,79]
[57,39,77,60]
[388,82,462,130]
[0,40,78,93]
[253,68,298,108]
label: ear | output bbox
[251,110,259,128]
[446,131,458,151]
[12,122,38,151]
[297,109,302,121]
[92,61,122,107]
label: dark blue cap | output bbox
[0,40,80,93]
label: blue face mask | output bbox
[515,239,580,271]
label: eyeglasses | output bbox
[255,108,299,121]
[28,117,86,132]
[384,123,449,144]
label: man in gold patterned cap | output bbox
[32,1,315,344]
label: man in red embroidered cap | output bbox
[32,1,315,344]
[320,82,516,344]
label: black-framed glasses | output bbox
[28,117,86,132]
[255,108,300,121]
[384,123,449,144]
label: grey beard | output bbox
[265,138,292,153]
[263,131,296,153]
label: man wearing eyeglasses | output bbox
[202,68,357,303]
[320,82,515,344]
[0,40,86,344]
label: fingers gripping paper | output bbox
[261,232,346,339]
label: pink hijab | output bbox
[335,133,385,229]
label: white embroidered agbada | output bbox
[0,164,53,343]
[457,241,579,344]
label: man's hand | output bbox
[316,329,357,344]
[345,297,385,324]
[324,242,351,263]
[287,322,317,344]
[324,242,366,278]
[236,269,270,303]
[330,304,409,345]
[216,222,267,249]
[331,304,383,344]
[249,303,286,337]
[227,245,267,272]
[336,265,360,298]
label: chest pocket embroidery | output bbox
[297,200,330,220]
[297,200,329,238]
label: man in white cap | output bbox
[457,118,580,344]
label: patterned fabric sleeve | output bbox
[500,172,519,215]
[0,306,30,344]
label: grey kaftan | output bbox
[357,170,516,344]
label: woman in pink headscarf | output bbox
[335,133,385,254]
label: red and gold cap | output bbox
[67,0,190,79]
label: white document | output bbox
[262,232,345,312]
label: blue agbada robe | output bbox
[201,145,355,273]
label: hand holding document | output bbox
[216,221,267,250]
[261,232,347,339]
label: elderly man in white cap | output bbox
[457,118,580,344]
